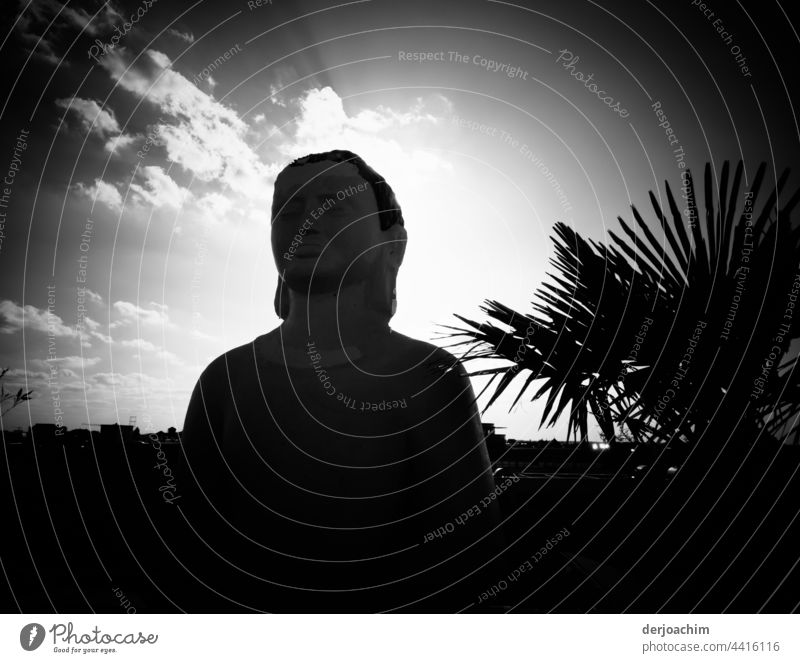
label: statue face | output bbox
[271,160,383,292]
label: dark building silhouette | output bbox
[28,423,66,443]
[99,423,135,443]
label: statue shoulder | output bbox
[197,337,266,384]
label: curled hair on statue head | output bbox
[271,149,405,231]
[272,150,407,321]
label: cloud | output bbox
[268,85,288,107]
[290,87,446,147]
[112,300,171,328]
[60,2,121,36]
[89,372,126,388]
[190,328,217,341]
[100,48,277,201]
[30,356,102,371]
[168,28,195,43]
[196,192,233,217]
[279,87,454,205]
[104,133,139,153]
[0,300,77,336]
[269,87,454,210]
[75,54,452,232]
[292,87,348,145]
[130,166,191,209]
[56,97,120,136]
[64,371,180,398]
[3,368,50,382]
[74,179,123,211]
[54,95,142,155]
[74,168,189,212]
[120,338,158,352]
[262,65,301,108]
[348,99,444,132]
[14,0,121,65]
[90,330,113,344]
[120,338,183,365]
[85,290,104,305]
[75,315,105,343]
[149,302,168,313]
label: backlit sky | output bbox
[1,0,798,438]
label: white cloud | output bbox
[120,338,158,351]
[112,301,171,328]
[100,49,277,201]
[104,133,139,153]
[14,0,121,65]
[56,97,120,137]
[279,87,454,207]
[293,87,348,145]
[3,367,50,382]
[131,166,191,209]
[268,85,288,107]
[61,2,121,36]
[168,28,195,43]
[30,356,101,371]
[83,316,100,331]
[72,371,179,396]
[156,123,222,180]
[85,290,104,305]
[74,167,189,213]
[0,300,77,336]
[120,337,183,365]
[288,87,446,151]
[190,328,217,341]
[348,99,442,133]
[195,192,233,220]
[90,331,113,344]
[74,178,123,211]
[149,301,168,314]
[87,372,126,388]
[80,54,453,237]
[101,47,242,127]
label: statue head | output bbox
[271,150,407,321]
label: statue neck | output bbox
[281,279,390,350]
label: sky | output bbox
[0,0,798,439]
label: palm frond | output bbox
[445,161,800,446]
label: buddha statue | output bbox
[179,150,503,612]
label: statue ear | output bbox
[387,224,407,269]
[362,224,407,319]
[274,275,290,320]
[385,224,407,318]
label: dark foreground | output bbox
[1,436,798,612]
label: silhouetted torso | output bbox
[180,328,500,612]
